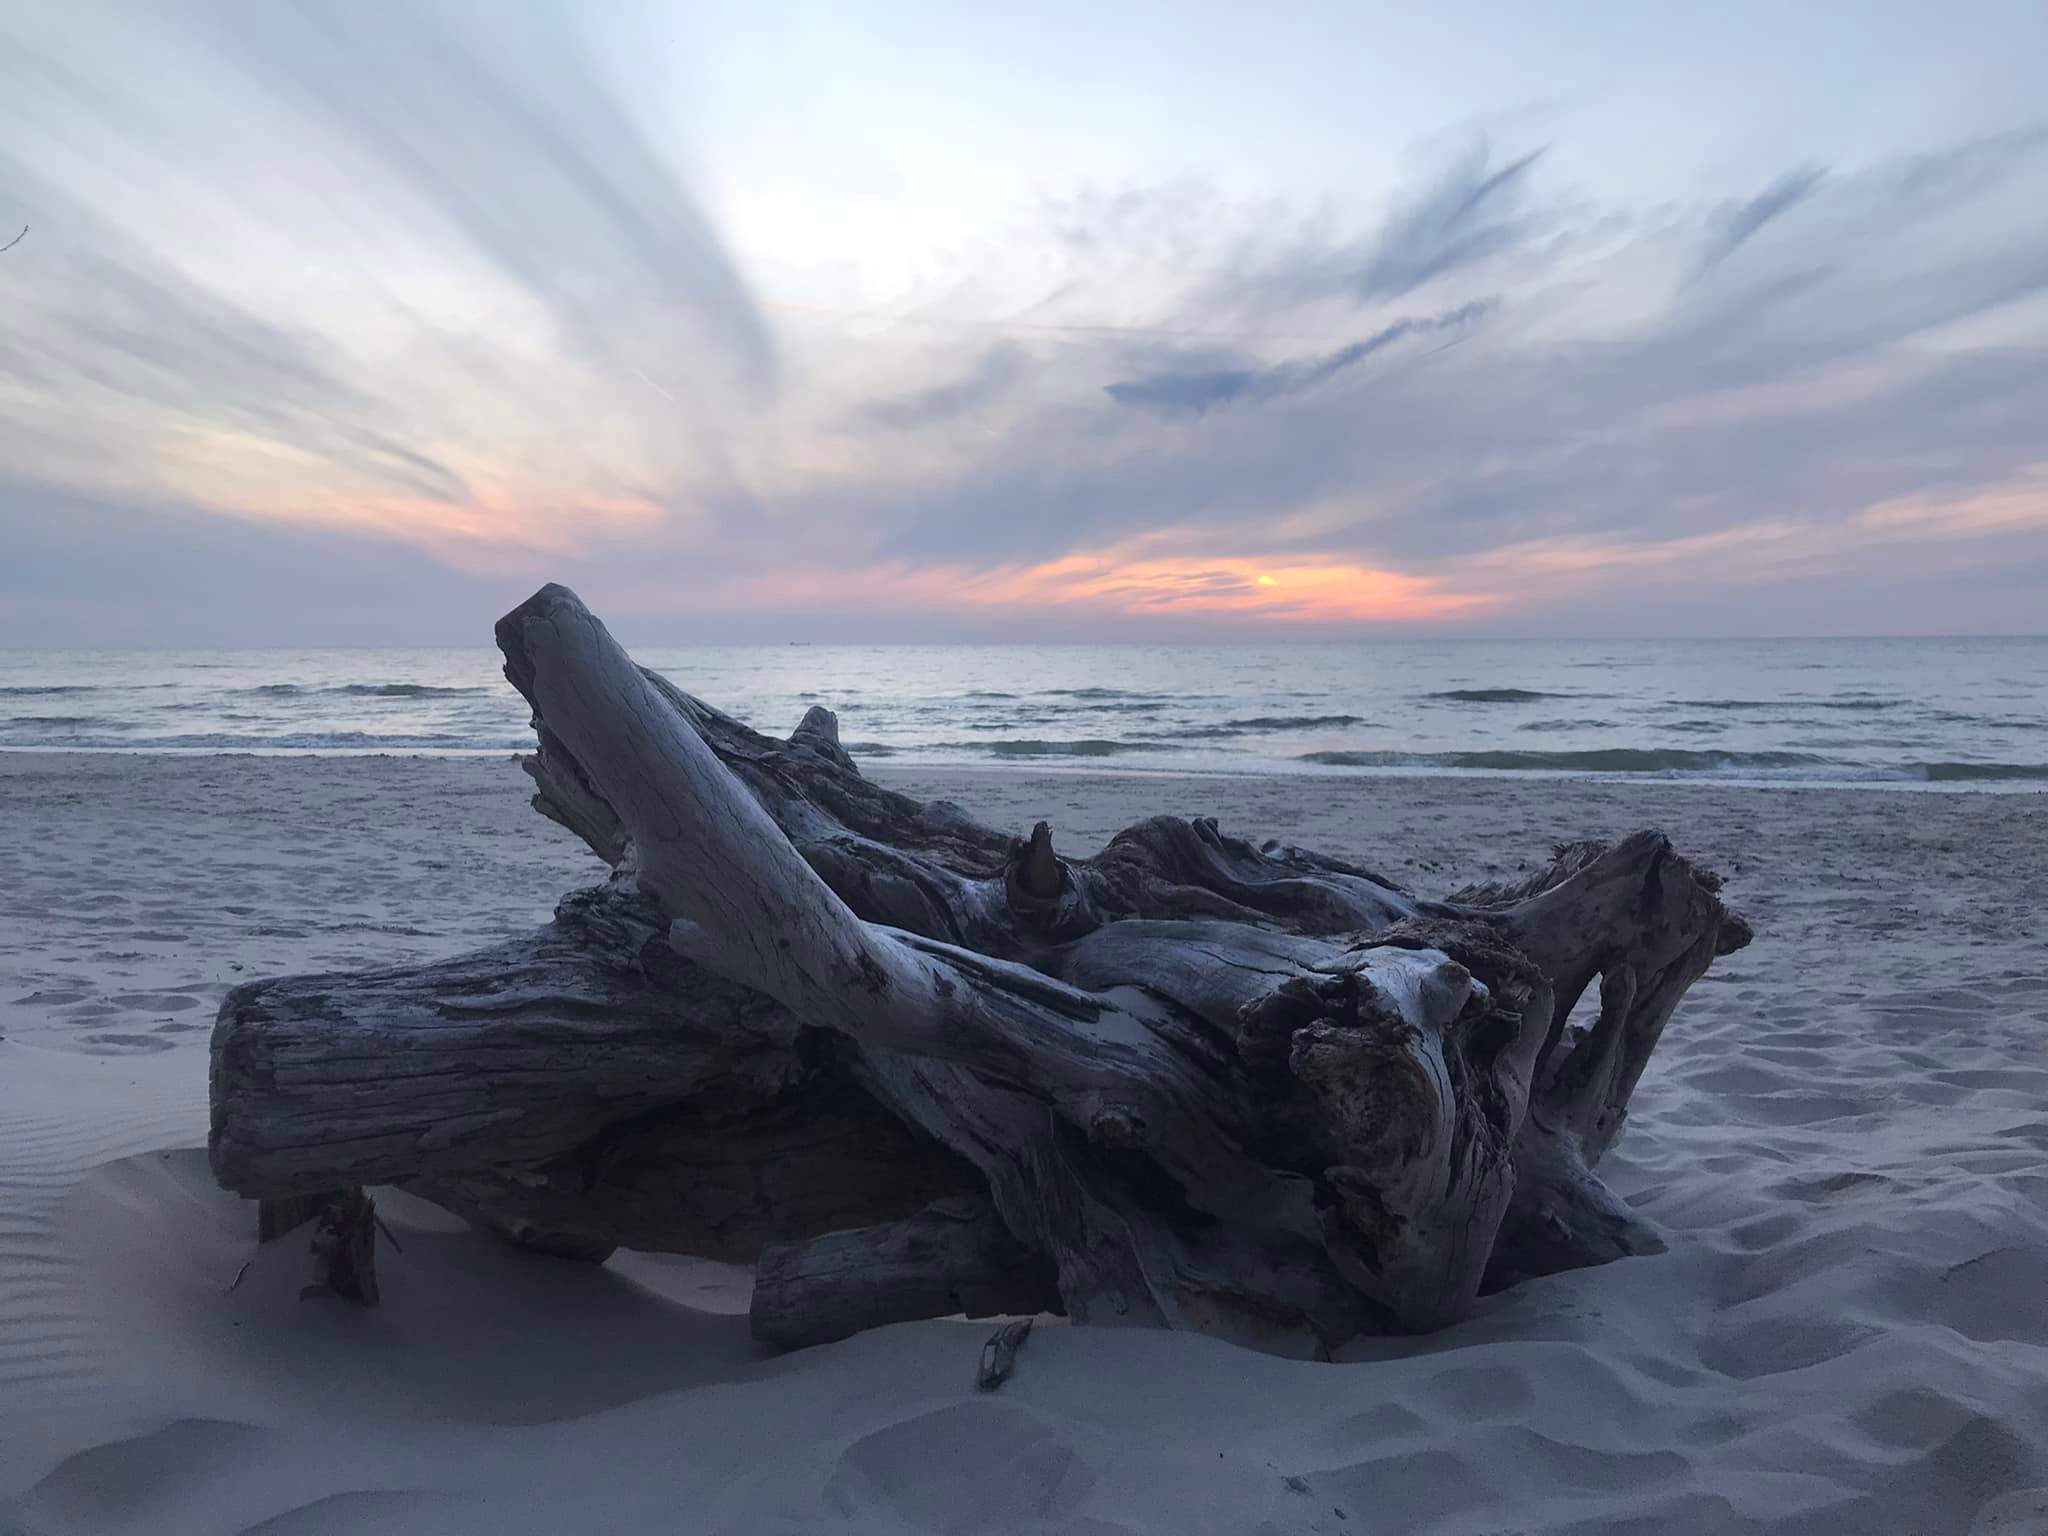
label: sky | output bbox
[3,1,2047,645]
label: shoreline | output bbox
[2,746,2040,794]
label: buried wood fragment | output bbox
[978,1319,1034,1390]
[299,1188,379,1306]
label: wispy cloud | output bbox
[1104,301,1492,416]
[1354,145,1548,301]
[0,1,773,557]
[857,344,1028,429]
[1695,165,1827,274]
[1,3,2045,640]
[201,3,777,393]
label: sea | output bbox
[0,638,2043,788]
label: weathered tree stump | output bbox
[209,583,1750,1357]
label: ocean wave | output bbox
[0,714,125,729]
[240,683,486,699]
[1164,714,1376,739]
[338,684,486,698]
[1784,735,1939,750]
[1301,748,1836,774]
[1674,697,1898,712]
[1227,713,1371,730]
[1515,717,1621,733]
[0,731,529,751]
[0,685,97,697]
[1034,688,1168,701]
[1423,688,1577,703]
[946,738,1184,758]
[1914,761,2048,782]
[962,701,1170,723]
[842,740,898,757]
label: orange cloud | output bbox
[1459,520,1806,580]
[732,537,1494,624]
[151,427,667,565]
[1855,468,2048,539]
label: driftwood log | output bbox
[209,584,1751,1358]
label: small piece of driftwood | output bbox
[299,1189,380,1306]
[978,1319,1034,1390]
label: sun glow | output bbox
[735,537,1495,625]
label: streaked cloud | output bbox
[857,345,1029,430]
[1352,146,1548,302]
[1696,166,1827,274]
[1105,301,1492,416]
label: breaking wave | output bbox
[1915,761,2048,782]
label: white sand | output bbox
[2,752,2045,1535]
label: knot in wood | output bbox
[1289,1019,1437,1169]
[1087,1105,1146,1149]
[1236,972,1389,1074]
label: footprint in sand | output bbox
[237,1489,469,1534]
[82,1032,179,1053]
[1,1418,272,1532]
[825,1401,1095,1532]
[110,992,202,1012]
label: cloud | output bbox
[763,127,2048,635]
[1104,301,1492,416]
[1353,145,1548,301]
[1,1,2045,642]
[714,536,1496,631]
[0,1,774,559]
[1695,165,1827,273]
[199,2,777,394]
[857,345,1028,429]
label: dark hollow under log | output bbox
[750,1195,1063,1352]
[209,582,1751,1357]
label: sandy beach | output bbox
[2,751,2045,1534]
